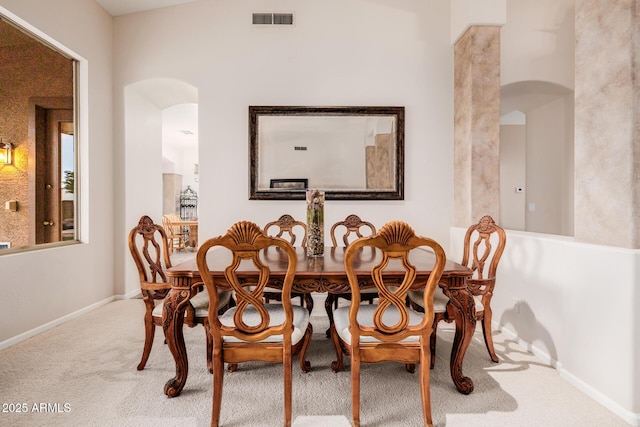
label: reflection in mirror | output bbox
[0,15,78,253]
[250,106,404,200]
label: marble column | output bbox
[453,26,501,227]
[574,0,640,248]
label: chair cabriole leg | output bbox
[329,325,344,372]
[284,348,293,427]
[137,310,155,370]
[482,308,499,363]
[211,348,224,427]
[351,351,361,427]
[420,345,434,427]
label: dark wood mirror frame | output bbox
[249,106,404,201]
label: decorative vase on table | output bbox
[306,189,324,257]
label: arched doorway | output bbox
[123,78,198,294]
[500,80,574,235]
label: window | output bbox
[0,15,79,253]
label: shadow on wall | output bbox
[498,300,558,368]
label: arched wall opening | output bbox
[123,78,198,295]
[500,80,574,235]
[162,103,199,219]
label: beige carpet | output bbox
[0,299,627,427]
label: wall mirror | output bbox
[249,106,404,200]
[0,14,79,254]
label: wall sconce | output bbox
[0,139,13,166]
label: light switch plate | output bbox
[5,200,18,212]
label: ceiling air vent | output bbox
[252,13,272,25]
[273,13,294,25]
[252,12,294,26]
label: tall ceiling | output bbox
[96,0,199,16]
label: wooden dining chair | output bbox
[408,215,506,366]
[196,221,313,427]
[329,221,446,427]
[162,213,187,255]
[324,214,377,337]
[128,215,232,372]
[263,214,314,313]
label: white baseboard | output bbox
[115,288,141,300]
[496,322,639,427]
[557,367,640,427]
[0,296,115,351]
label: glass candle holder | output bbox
[306,189,324,257]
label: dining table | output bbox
[162,245,476,398]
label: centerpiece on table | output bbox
[306,189,324,257]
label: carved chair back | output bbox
[196,221,298,343]
[324,214,378,336]
[461,215,507,301]
[128,215,172,300]
[264,214,308,247]
[263,214,312,310]
[344,220,446,342]
[330,214,376,247]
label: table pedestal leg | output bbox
[444,284,476,394]
[162,287,192,398]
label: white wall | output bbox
[113,0,455,258]
[0,0,115,344]
[525,94,574,236]
[162,149,181,174]
[125,88,164,223]
[121,88,164,296]
[451,227,640,424]
[162,102,199,187]
[499,124,526,230]
[450,0,506,42]
[180,147,199,194]
[501,0,575,89]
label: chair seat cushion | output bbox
[152,289,232,318]
[339,288,378,296]
[333,304,425,344]
[407,288,484,313]
[219,304,310,345]
[262,286,306,295]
